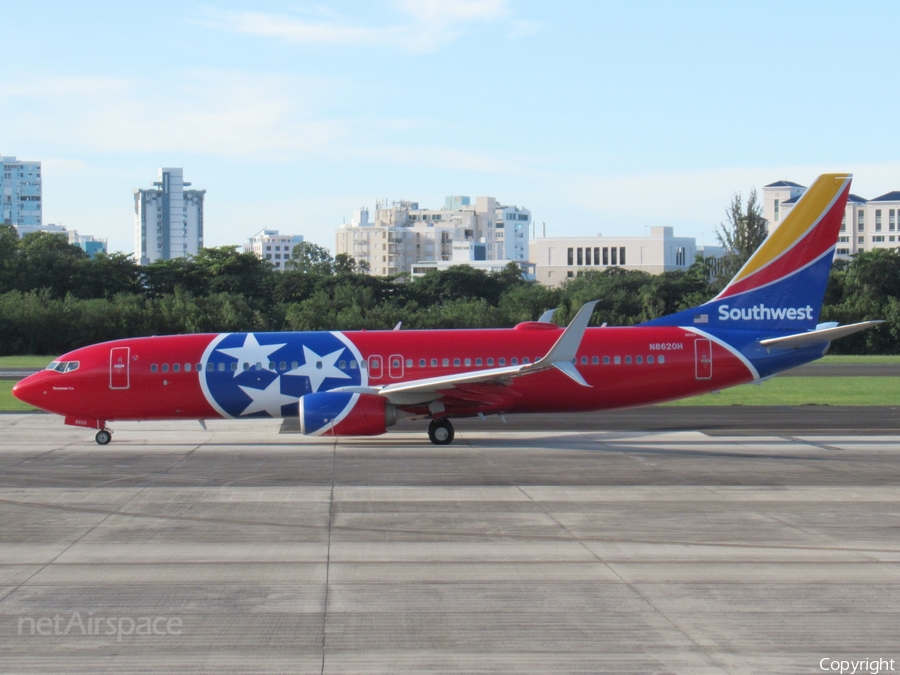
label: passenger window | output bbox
[487,358,494,366]
[613,356,621,365]
[603,356,610,365]
[592,356,599,365]
[151,364,158,373]
[431,358,438,367]
[185,363,192,372]
[392,358,401,368]
[453,358,460,367]
[523,357,530,364]
[636,356,643,364]
[230,362,237,371]
[476,358,482,366]
[268,361,275,370]
[648,355,654,364]
[217,363,224,372]
[499,358,506,366]
[406,359,413,368]
[442,358,449,367]
[625,356,632,364]
[280,361,287,370]
[292,361,299,369]
[173,363,181,372]
[419,359,426,367]
[659,355,666,364]
[580,356,587,365]
[350,360,357,369]
[195,363,201,372]
[511,358,518,365]
[315,361,322,370]
[464,358,471,367]
[339,360,346,369]
[162,364,169,372]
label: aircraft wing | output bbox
[758,320,883,349]
[330,301,598,407]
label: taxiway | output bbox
[1,413,899,673]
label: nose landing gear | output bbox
[427,418,454,445]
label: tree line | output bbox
[0,222,894,355]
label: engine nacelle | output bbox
[298,392,396,437]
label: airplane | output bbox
[13,173,882,446]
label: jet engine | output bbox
[298,392,396,437]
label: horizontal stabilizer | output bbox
[758,321,884,349]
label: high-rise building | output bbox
[1,155,42,227]
[335,195,530,276]
[244,230,305,270]
[134,168,205,265]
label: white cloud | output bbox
[551,162,900,240]
[198,0,514,52]
[4,70,348,160]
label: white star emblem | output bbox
[285,345,351,392]
[217,334,286,378]
[237,376,296,417]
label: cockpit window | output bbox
[45,361,80,373]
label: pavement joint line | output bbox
[460,430,736,675]
[320,436,337,675]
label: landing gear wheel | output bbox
[95,430,112,445]
[428,418,454,445]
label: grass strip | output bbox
[0,356,57,368]
[0,381,38,412]
[663,376,900,407]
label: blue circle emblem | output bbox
[199,332,364,419]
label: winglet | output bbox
[538,308,557,323]
[528,301,598,386]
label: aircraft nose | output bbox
[12,374,46,408]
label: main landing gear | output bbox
[95,429,112,445]
[428,418,455,445]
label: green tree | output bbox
[285,242,334,275]
[715,188,767,288]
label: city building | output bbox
[14,223,66,238]
[529,227,702,287]
[1,155,41,227]
[410,241,536,280]
[68,230,108,257]
[763,180,900,257]
[13,223,108,257]
[335,195,530,276]
[134,168,205,265]
[244,230,305,270]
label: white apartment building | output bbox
[1,155,41,227]
[134,168,205,265]
[244,230,305,270]
[335,195,530,276]
[763,180,900,257]
[530,227,700,287]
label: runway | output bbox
[1,413,900,673]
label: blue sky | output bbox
[4,0,900,255]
